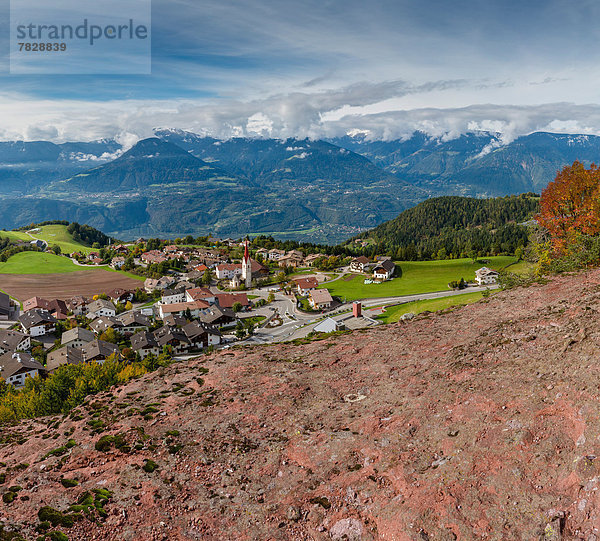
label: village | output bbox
[0,235,500,388]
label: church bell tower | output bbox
[241,240,252,288]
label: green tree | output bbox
[99,328,119,344]
[202,269,212,286]
[232,302,243,313]
[235,320,246,339]
[515,246,524,261]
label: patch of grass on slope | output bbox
[23,225,96,255]
[0,252,85,274]
[321,256,516,301]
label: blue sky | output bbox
[1,0,600,142]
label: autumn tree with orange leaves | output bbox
[537,161,600,253]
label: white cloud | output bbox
[4,83,600,147]
[246,112,273,136]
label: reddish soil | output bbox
[3,270,600,539]
[0,271,143,301]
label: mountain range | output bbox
[0,129,599,242]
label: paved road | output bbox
[239,284,498,345]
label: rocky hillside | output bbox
[3,271,600,539]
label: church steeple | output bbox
[242,240,252,288]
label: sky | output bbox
[1,0,600,144]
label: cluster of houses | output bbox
[292,277,334,310]
[255,248,325,268]
[0,281,252,387]
[113,244,233,272]
[349,256,396,281]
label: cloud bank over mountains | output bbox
[2,86,600,149]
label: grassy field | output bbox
[503,259,533,274]
[30,225,95,254]
[0,225,96,255]
[0,251,144,280]
[0,230,31,243]
[321,256,517,301]
[376,291,485,324]
[0,252,86,274]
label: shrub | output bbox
[48,531,68,541]
[76,492,94,506]
[43,446,68,459]
[142,459,158,473]
[94,435,115,452]
[35,521,51,533]
[60,478,78,488]
[37,507,64,527]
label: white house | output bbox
[160,288,187,305]
[18,309,57,337]
[350,256,370,273]
[158,300,210,320]
[0,330,31,354]
[130,331,160,359]
[110,256,126,269]
[215,263,241,280]
[61,327,95,348]
[373,260,395,281]
[475,267,499,286]
[185,287,216,304]
[117,311,151,336]
[294,277,319,296]
[182,321,222,349]
[309,289,333,310]
[0,352,45,387]
[144,276,176,293]
[86,299,117,318]
[268,249,286,261]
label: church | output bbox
[229,240,265,289]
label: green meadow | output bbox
[320,256,521,301]
[0,252,85,274]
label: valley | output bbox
[0,129,596,243]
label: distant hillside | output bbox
[154,129,415,189]
[0,129,598,241]
[0,139,120,193]
[350,194,539,259]
[37,134,426,242]
[62,138,242,192]
[331,131,600,196]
